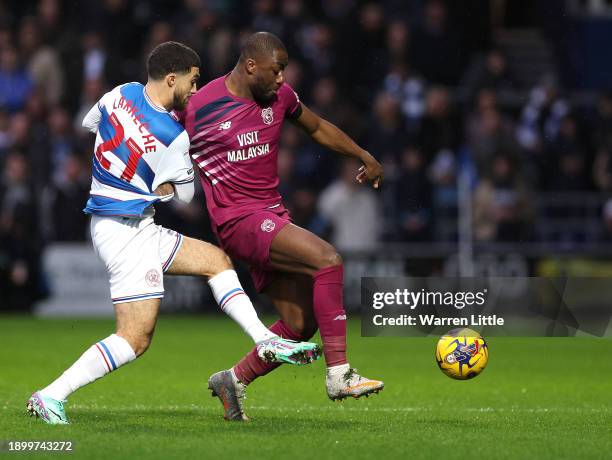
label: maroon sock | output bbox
[313,265,347,367]
[233,320,306,385]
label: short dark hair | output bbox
[147,41,200,80]
[240,32,286,62]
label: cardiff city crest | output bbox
[261,107,274,125]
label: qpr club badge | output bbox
[261,107,274,125]
[145,269,161,287]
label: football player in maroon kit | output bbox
[180,32,384,420]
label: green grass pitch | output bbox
[1,315,611,459]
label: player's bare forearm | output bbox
[312,119,367,159]
[294,104,384,188]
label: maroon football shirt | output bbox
[181,75,301,227]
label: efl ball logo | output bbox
[435,328,489,380]
[145,269,161,287]
[260,219,276,232]
[261,107,274,125]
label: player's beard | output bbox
[173,90,189,111]
[251,77,276,105]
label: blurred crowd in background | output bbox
[2,0,612,309]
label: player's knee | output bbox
[207,246,234,276]
[133,335,153,356]
[120,332,153,357]
[317,246,342,270]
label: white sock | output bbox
[208,270,276,343]
[326,363,350,378]
[40,334,136,401]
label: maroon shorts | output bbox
[214,206,292,292]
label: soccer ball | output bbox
[435,328,488,380]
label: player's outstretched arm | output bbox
[292,104,384,188]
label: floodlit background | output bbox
[2,0,612,314]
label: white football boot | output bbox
[326,365,384,401]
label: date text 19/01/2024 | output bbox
[372,315,504,327]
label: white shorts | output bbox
[90,215,183,304]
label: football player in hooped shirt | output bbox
[181,32,385,420]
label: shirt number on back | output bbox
[95,112,147,183]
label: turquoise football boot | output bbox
[27,392,69,425]
[256,337,322,365]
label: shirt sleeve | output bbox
[153,131,195,203]
[82,101,103,133]
[282,84,303,120]
[82,85,127,133]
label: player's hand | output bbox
[356,157,384,189]
[153,182,175,196]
